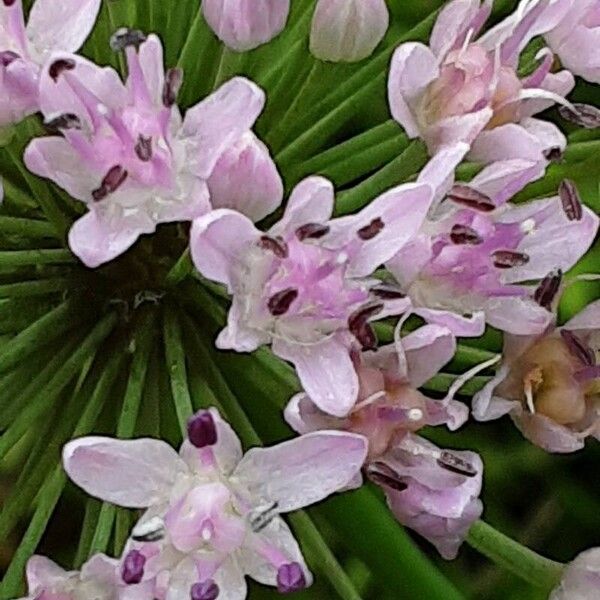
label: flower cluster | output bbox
[3,0,600,599]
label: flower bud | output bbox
[187,410,218,448]
[202,0,291,52]
[277,562,307,593]
[121,550,145,585]
[310,0,389,63]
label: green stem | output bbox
[165,247,193,286]
[0,215,57,238]
[0,248,75,268]
[0,278,73,299]
[467,520,564,591]
[335,139,429,214]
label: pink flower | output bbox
[550,547,600,600]
[310,0,389,63]
[388,0,574,161]
[201,0,290,52]
[18,553,157,599]
[62,408,368,598]
[545,0,600,84]
[473,299,600,453]
[24,31,282,268]
[285,325,483,559]
[387,163,599,336]
[190,147,467,417]
[0,0,101,126]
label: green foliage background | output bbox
[0,1,598,598]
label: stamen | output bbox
[191,580,219,600]
[366,462,409,492]
[48,58,76,82]
[348,302,384,351]
[524,378,536,414]
[295,222,330,241]
[44,113,81,132]
[187,410,218,448]
[134,135,153,162]
[437,451,477,477]
[92,165,128,201]
[492,250,530,269]
[575,365,600,383]
[0,50,19,66]
[558,103,600,129]
[450,224,483,245]
[131,516,165,543]
[3,0,16,6]
[163,68,183,107]
[249,502,279,533]
[543,146,563,162]
[370,284,406,300]
[109,27,147,52]
[257,235,288,259]
[121,550,146,585]
[560,330,596,366]
[277,563,307,594]
[533,269,562,309]
[268,288,298,316]
[357,217,385,240]
[447,185,495,212]
[559,179,583,221]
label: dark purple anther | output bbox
[357,217,384,240]
[135,135,153,162]
[371,284,406,300]
[187,410,218,448]
[0,50,19,67]
[121,550,146,585]
[277,563,307,594]
[366,462,409,492]
[447,184,495,212]
[92,165,128,201]
[543,146,563,162]
[163,68,183,107]
[559,179,583,221]
[49,58,76,82]
[258,235,288,259]
[295,222,330,241]
[450,224,483,245]
[191,579,219,600]
[348,302,383,351]
[268,288,298,316]
[109,27,147,52]
[44,113,81,132]
[3,0,16,6]
[533,269,562,310]
[560,330,596,366]
[558,103,600,129]
[492,250,530,269]
[437,451,477,477]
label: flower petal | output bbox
[271,336,358,418]
[484,296,552,335]
[26,555,69,593]
[202,0,290,52]
[68,210,148,269]
[62,436,183,508]
[233,431,367,512]
[208,132,283,222]
[190,209,259,289]
[181,77,265,179]
[388,42,439,138]
[513,412,585,453]
[240,517,312,588]
[563,300,600,332]
[412,308,486,338]
[403,325,457,388]
[270,176,335,236]
[329,182,435,277]
[26,0,101,56]
[212,557,248,600]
